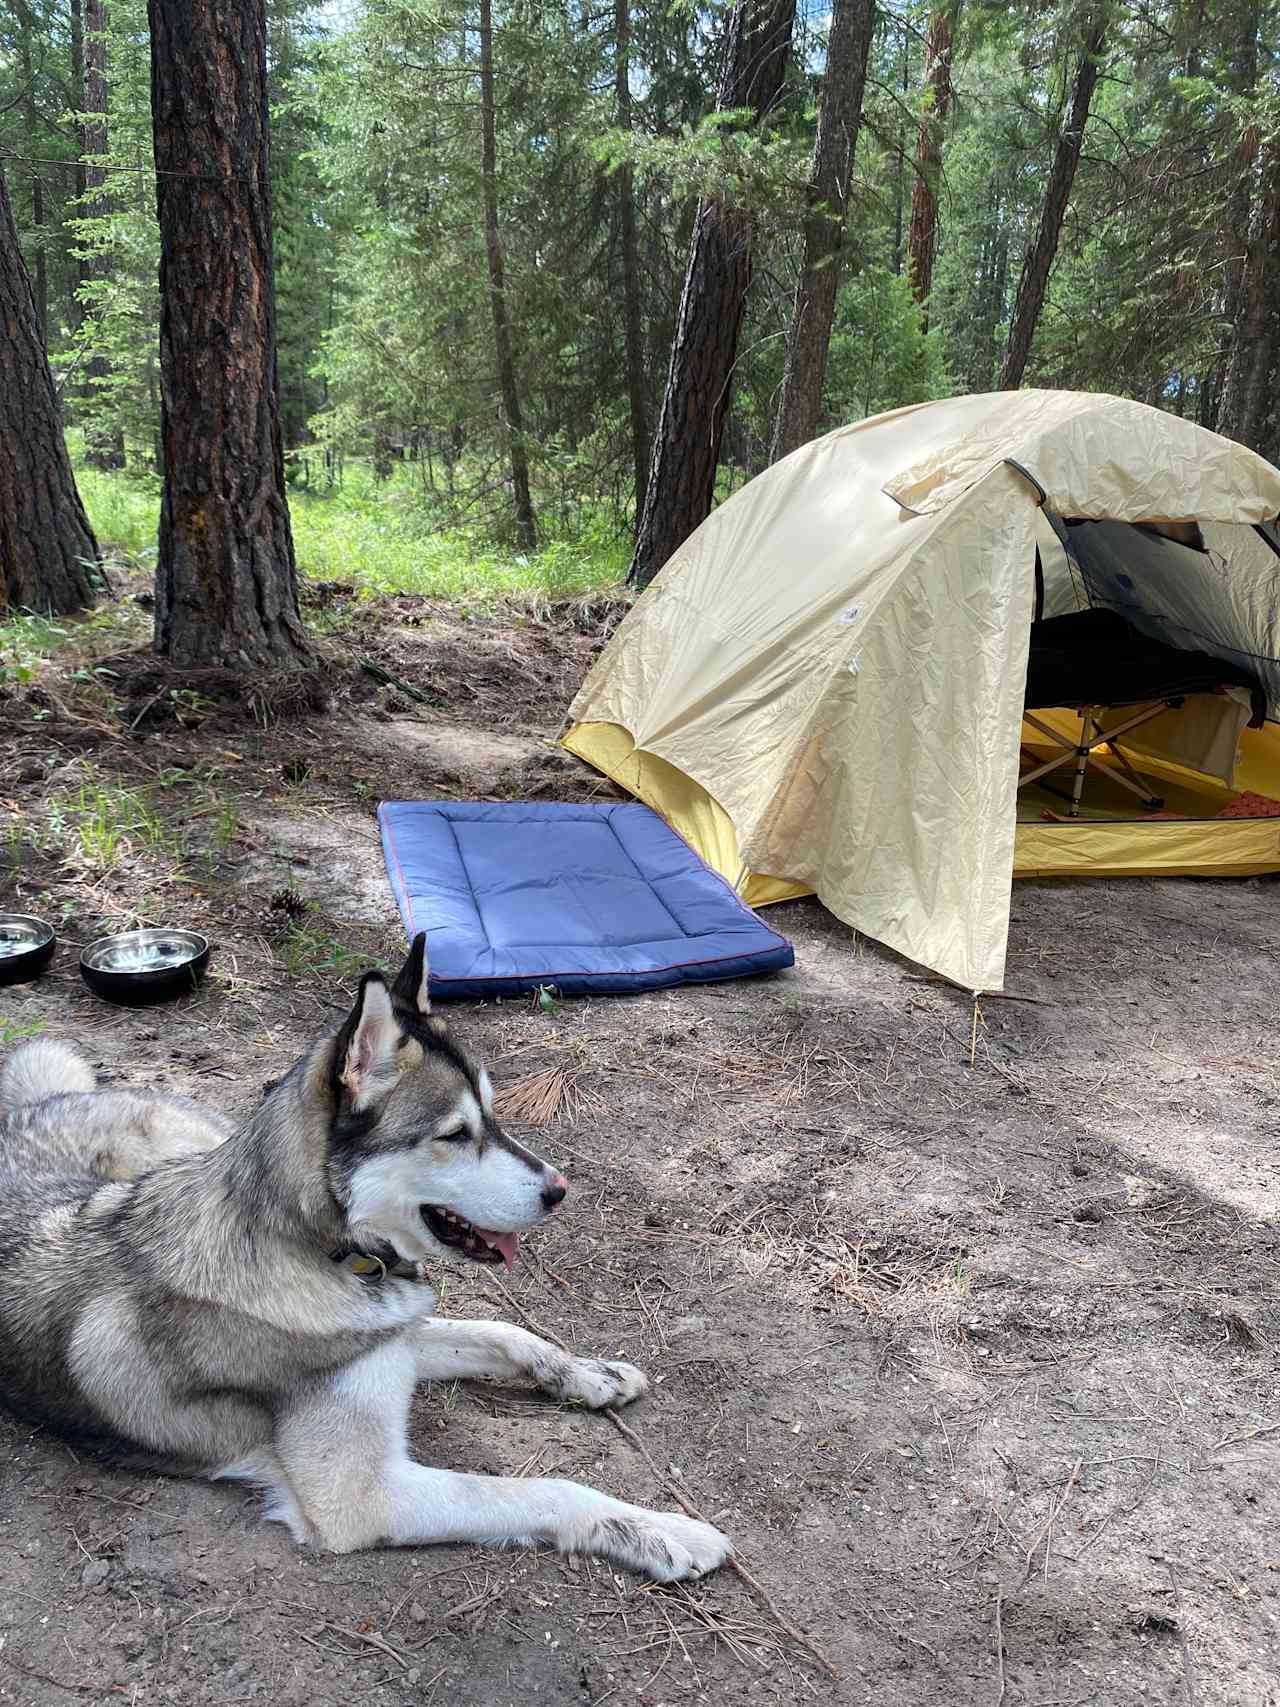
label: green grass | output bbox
[40,772,181,876]
[74,464,161,562]
[0,1019,46,1046]
[272,917,383,982]
[74,458,628,603]
[0,606,137,692]
[16,760,240,885]
[0,610,76,687]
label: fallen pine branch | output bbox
[358,658,440,708]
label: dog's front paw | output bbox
[558,1357,649,1410]
[596,1509,732,1583]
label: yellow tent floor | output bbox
[1014,711,1280,878]
[563,712,1280,903]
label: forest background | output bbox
[2,0,1277,603]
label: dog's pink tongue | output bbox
[480,1229,518,1269]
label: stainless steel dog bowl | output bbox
[0,914,57,986]
[80,928,210,1006]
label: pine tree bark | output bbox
[479,0,537,550]
[615,0,650,533]
[0,166,101,616]
[148,0,312,668]
[1206,0,1260,431]
[999,17,1106,391]
[907,5,956,330]
[16,17,48,342]
[630,0,796,588]
[891,23,910,276]
[70,0,88,278]
[1218,136,1280,453]
[770,0,875,463]
[81,0,124,470]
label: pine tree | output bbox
[0,164,101,616]
[148,0,312,667]
[907,4,957,330]
[80,0,125,469]
[630,0,797,588]
[615,0,650,528]
[1000,15,1107,390]
[770,0,876,461]
[479,0,537,548]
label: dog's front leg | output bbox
[275,1342,730,1583]
[412,1316,647,1410]
[380,1461,730,1582]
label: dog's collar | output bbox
[330,1246,424,1283]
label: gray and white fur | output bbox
[0,936,729,1582]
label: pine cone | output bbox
[269,887,309,921]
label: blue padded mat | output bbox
[378,800,794,999]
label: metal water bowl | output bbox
[80,928,211,1006]
[0,914,57,986]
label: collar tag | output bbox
[332,1248,425,1283]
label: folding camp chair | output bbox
[1018,579,1175,817]
[1018,699,1177,817]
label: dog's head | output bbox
[325,933,566,1270]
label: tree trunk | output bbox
[999,17,1106,391]
[988,199,1009,388]
[70,0,88,329]
[0,167,101,616]
[892,22,910,276]
[1208,0,1261,432]
[907,5,956,329]
[615,0,650,533]
[30,170,47,347]
[16,23,47,343]
[148,0,312,669]
[629,0,796,588]
[770,0,875,462]
[1218,136,1280,453]
[478,0,537,551]
[82,0,125,470]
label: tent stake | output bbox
[969,997,982,1068]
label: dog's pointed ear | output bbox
[391,932,431,1016]
[336,973,404,1109]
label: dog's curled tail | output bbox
[0,1039,97,1109]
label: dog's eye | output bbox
[435,1126,470,1145]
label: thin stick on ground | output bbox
[318,1620,409,1670]
[606,1408,839,1682]
[1021,1458,1083,1586]
[993,1591,1006,1705]
[485,1275,840,1682]
[0,1653,96,1697]
[1164,1561,1197,1707]
[1209,1419,1280,1455]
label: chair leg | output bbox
[1103,742,1164,809]
[1069,710,1093,817]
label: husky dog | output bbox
[0,935,729,1582]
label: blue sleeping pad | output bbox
[379,800,794,999]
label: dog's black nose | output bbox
[542,1172,568,1209]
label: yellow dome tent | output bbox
[563,390,1280,993]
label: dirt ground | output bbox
[1,580,1278,1707]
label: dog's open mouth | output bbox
[422,1206,517,1269]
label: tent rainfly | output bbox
[562,390,1280,993]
